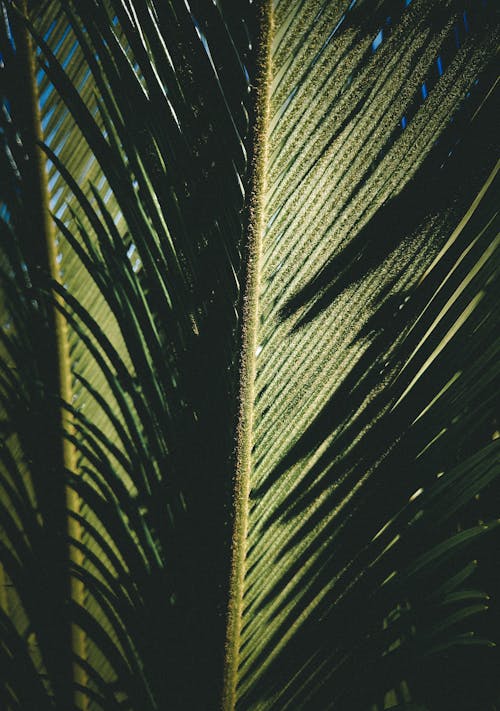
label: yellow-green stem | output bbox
[222,2,274,709]
[16,3,87,708]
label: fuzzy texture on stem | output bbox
[222,2,274,709]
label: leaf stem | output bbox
[222,2,274,709]
[14,3,87,708]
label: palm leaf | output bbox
[2,0,259,707]
[227,2,499,709]
[0,0,499,710]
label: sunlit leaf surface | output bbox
[0,1,498,709]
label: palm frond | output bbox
[231,1,499,708]
[0,0,498,710]
[2,0,259,707]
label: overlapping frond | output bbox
[1,0,259,708]
[0,0,498,709]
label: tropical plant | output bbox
[0,0,498,709]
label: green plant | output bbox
[0,0,498,709]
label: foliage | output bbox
[0,0,498,709]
